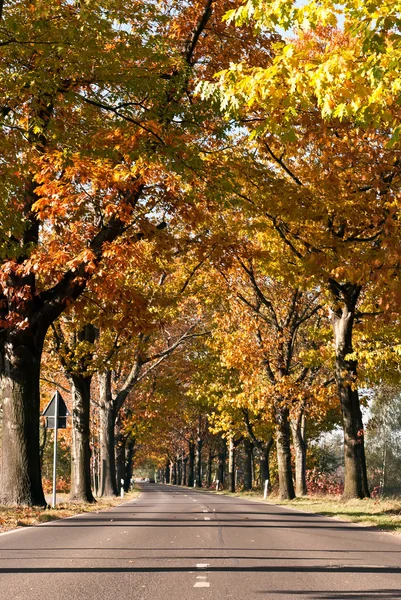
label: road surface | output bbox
[1,483,401,599]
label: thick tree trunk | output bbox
[228,437,236,493]
[196,438,203,487]
[70,374,95,503]
[290,413,307,496]
[98,371,118,497]
[329,280,369,499]
[260,438,273,487]
[188,440,195,487]
[243,438,253,491]
[275,406,295,500]
[124,439,135,492]
[0,331,46,505]
[172,460,177,485]
[165,460,170,484]
[177,455,182,485]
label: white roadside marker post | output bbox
[121,478,124,498]
[263,479,269,500]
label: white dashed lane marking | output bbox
[194,563,211,588]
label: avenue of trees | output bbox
[2,0,401,505]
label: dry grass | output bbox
[0,489,140,534]
[273,496,401,533]
[205,487,401,534]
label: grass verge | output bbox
[199,487,401,534]
[273,496,401,533]
[0,488,140,534]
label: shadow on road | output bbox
[1,565,401,574]
[261,592,401,599]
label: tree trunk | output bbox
[177,455,182,485]
[218,443,226,487]
[275,406,295,500]
[115,426,126,494]
[243,438,253,491]
[182,456,188,486]
[188,440,195,487]
[69,374,95,503]
[172,460,177,485]
[228,436,235,493]
[0,331,46,505]
[124,438,135,492]
[196,438,203,487]
[165,460,170,484]
[98,371,118,497]
[207,449,214,488]
[329,280,369,499]
[290,413,307,496]
[260,438,273,488]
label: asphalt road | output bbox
[1,483,401,600]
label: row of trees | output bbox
[2,0,401,505]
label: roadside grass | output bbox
[0,488,141,533]
[273,496,401,533]
[201,487,401,533]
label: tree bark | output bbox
[177,455,182,485]
[290,412,307,496]
[217,442,227,487]
[207,448,214,488]
[124,438,135,492]
[187,440,195,487]
[182,456,188,486]
[98,371,118,496]
[275,406,295,500]
[69,374,95,503]
[329,280,369,499]
[260,438,273,488]
[196,438,203,487]
[115,423,126,494]
[243,438,254,491]
[164,460,170,484]
[0,330,46,505]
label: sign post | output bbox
[52,390,59,508]
[42,391,70,508]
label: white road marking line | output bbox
[202,510,208,513]
[194,582,210,588]
[196,563,210,568]
[204,517,211,520]
[197,576,207,580]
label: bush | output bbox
[306,468,343,496]
[42,477,70,494]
